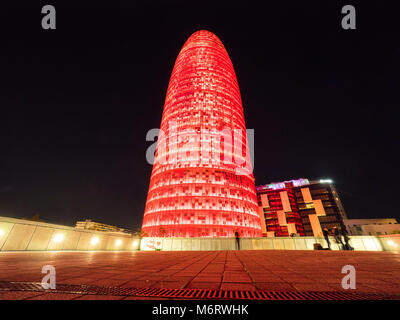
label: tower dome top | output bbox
[181,30,225,51]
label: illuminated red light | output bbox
[141,30,262,237]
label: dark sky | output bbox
[1,1,399,230]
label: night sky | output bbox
[2,1,399,230]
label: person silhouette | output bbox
[235,231,240,250]
[342,228,354,250]
[322,228,331,249]
[333,226,344,249]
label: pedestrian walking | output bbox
[333,226,344,249]
[342,228,354,250]
[322,228,331,249]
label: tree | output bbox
[22,214,45,222]
[139,230,148,237]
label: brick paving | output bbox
[0,250,399,299]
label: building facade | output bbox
[257,182,305,237]
[256,178,347,237]
[75,219,132,234]
[141,30,262,238]
[344,219,400,236]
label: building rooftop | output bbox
[256,178,334,191]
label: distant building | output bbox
[75,219,132,234]
[256,178,347,237]
[344,219,400,236]
[256,180,305,237]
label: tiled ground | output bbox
[0,250,399,299]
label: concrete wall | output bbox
[0,216,140,251]
[378,234,400,251]
[140,235,398,252]
[1,216,398,252]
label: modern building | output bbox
[75,219,132,234]
[141,30,262,238]
[344,218,400,236]
[256,178,347,237]
[256,181,305,237]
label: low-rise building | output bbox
[344,218,400,236]
[75,219,133,234]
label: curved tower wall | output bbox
[141,30,262,237]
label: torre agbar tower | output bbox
[141,30,263,238]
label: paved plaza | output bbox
[0,250,399,299]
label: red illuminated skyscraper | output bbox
[141,30,263,237]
